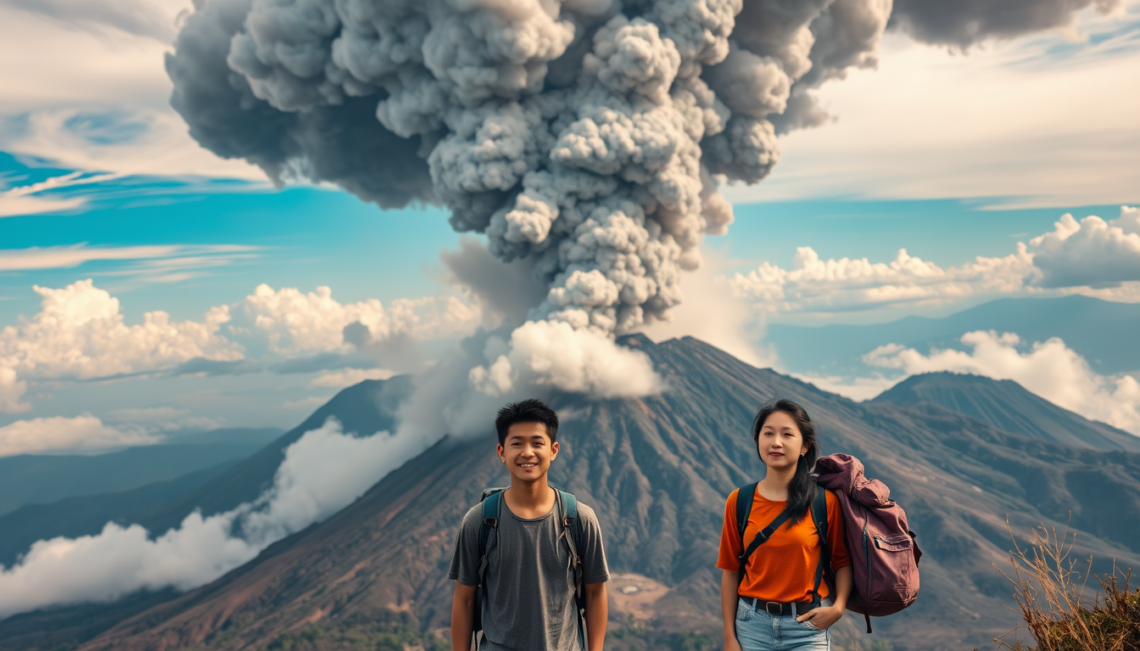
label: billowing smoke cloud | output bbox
[167,0,904,336]
[0,418,434,619]
[165,0,1115,406]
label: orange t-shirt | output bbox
[716,487,851,603]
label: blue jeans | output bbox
[734,599,830,651]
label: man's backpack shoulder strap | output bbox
[556,489,585,561]
[474,488,505,648]
[478,488,505,561]
[555,489,588,651]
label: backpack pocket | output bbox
[871,534,916,600]
[874,535,913,553]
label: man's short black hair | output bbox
[495,399,559,446]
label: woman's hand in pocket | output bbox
[796,604,843,630]
[724,636,743,651]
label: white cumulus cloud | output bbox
[864,330,1140,434]
[727,206,1140,316]
[1030,205,1140,288]
[0,279,242,382]
[237,284,481,355]
[469,320,662,399]
[0,367,29,414]
[0,414,159,457]
[0,417,434,618]
[791,373,900,403]
[729,245,1036,314]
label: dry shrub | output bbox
[994,523,1140,651]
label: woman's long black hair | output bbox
[751,399,818,525]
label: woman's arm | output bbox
[796,565,852,630]
[721,569,743,651]
[451,582,477,651]
[831,564,852,610]
[584,582,608,651]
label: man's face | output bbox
[498,422,558,483]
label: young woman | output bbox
[717,399,853,651]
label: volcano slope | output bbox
[56,336,1140,651]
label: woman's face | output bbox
[756,410,808,470]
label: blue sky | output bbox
[1,0,1139,445]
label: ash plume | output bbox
[166,0,1116,343]
[167,0,898,334]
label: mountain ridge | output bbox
[0,428,283,516]
[47,335,1140,651]
[874,371,1140,452]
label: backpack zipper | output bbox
[861,506,871,599]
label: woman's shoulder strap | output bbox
[810,487,828,540]
[735,482,758,539]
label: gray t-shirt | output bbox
[449,493,610,651]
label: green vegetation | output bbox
[997,524,1140,651]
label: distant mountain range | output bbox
[3,336,1136,651]
[0,428,283,516]
[875,372,1140,453]
[768,295,1140,376]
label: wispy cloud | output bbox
[0,243,258,271]
[724,10,1140,207]
[0,0,188,43]
[0,170,120,217]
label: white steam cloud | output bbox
[864,331,1140,434]
[0,418,435,619]
[469,320,660,398]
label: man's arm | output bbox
[584,581,607,651]
[451,582,477,651]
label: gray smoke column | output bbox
[167,0,895,333]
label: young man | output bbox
[449,399,610,651]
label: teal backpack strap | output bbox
[809,487,833,605]
[557,490,587,651]
[474,489,504,650]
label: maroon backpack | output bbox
[814,453,922,633]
